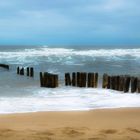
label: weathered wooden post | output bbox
[40,72,44,87]
[54,74,58,87]
[65,73,71,86]
[49,74,58,88]
[49,73,52,88]
[20,67,24,75]
[88,73,91,87]
[114,76,120,91]
[80,72,87,87]
[17,67,20,74]
[48,73,52,88]
[44,72,48,87]
[110,76,115,90]
[88,73,94,87]
[51,74,57,88]
[119,76,124,91]
[51,74,58,88]
[0,64,9,70]
[102,73,109,88]
[131,77,137,93]
[27,67,30,76]
[83,72,87,87]
[94,73,98,88]
[124,76,130,93]
[107,76,110,89]
[72,72,76,86]
[137,78,140,93]
[42,73,59,88]
[30,67,34,77]
[111,76,117,90]
[77,72,80,87]
[50,74,55,88]
[110,76,113,89]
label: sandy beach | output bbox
[0,108,139,140]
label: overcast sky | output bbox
[0,0,139,45]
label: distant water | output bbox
[0,45,140,113]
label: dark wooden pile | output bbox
[65,72,98,88]
[17,67,34,77]
[40,72,58,88]
[102,74,140,93]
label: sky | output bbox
[0,0,140,45]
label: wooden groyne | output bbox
[0,64,9,70]
[64,72,140,93]
[40,72,58,88]
[2,65,139,93]
[17,67,34,77]
[102,74,140,93]
[65,72,99,88]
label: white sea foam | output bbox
[0,87,140,114]
[0,46,140,64]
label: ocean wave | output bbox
[0,46,140,64]
[0,87,140,114]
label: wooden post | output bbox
[0,64,9,70]
[65,73,68,86]
[131,77,137,93]
[65,73,71,86]
[110,76,113,89]
[88,73,94,87]
[44,72,49,87]
[88,73,91,87]
[77,72,80,87]
[137,78,140,93]
[40,72,44,87]
[30,67,34,77]
[51,74,58,88]
[20,67,24,75]
[72,72,76,86]
[52,74,59,88]
[52,74,58,88]
[94,73,98,88]
[50,74,53,88]
[102,74,108,88]
[83,72,87,87]
[51,74,55,88]
[55,75,59,87]
[17,67,20,74]
[124,76,130,93]
[40,72,58,88]
[114,76,120,91]
[119,76,124,91]
[48,73,53,88]
[27,67,29,76]
[110,76,115,90]
[80,72,87,87]
[107,76,110,89]
[78,72,82,87]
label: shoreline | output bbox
[0,106,140,115]
[0,107,140,140]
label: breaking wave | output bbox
[0,46,140,64]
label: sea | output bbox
[0,45,140,114]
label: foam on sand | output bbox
[0,87,140,114]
